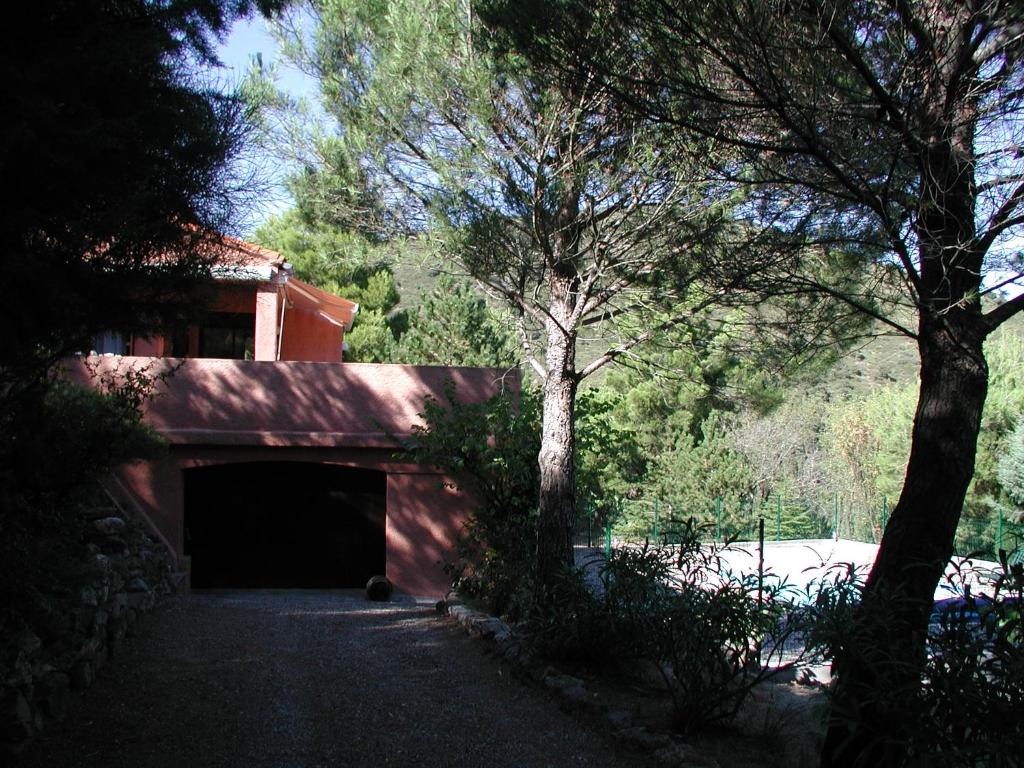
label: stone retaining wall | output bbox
[1,493,175,756]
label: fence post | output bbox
[757,516,765,605]
[998,506,1004,554]
[605,520,612,558]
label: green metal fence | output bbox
[574,495,1023,563]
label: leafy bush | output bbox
[0,366,167,629]
[806,554,1024,766]
[526,520,814,734]
[400,383,541,618]
[905,554,1024,766]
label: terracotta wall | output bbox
[386,473,474,597]
[72,357,520,596]
[279,307,343,363]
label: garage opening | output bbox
[183,462,386,588]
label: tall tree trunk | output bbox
[821,310,988,766]
[823,46,987,757]
[536,274,578,585]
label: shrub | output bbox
[526,520,814,734]
[807,554,1024,766]
[400,383,541,619]
[0,365,167,629]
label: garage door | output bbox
[184,462,386,588]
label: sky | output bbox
[216,15,317,234]
[214,14,1023,296]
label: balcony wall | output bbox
[70,356,520,596]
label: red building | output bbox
[91,234,359,363]
[78,236,518,597]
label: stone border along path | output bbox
[15,590,657,768]
[440,597,716,768]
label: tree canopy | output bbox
[0,0,281,405]
[483,0,1024,763]
[262,0,772,580]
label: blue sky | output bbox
[217,15,317,233]
[214,15,1022,295]
[217,15,317,101]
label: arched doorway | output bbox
[184,462,386,588]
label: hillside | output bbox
[384,246,1023,405]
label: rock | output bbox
[607,709,634,729]
[619,726,671,752]
[76,633,103,662]
[14,630,41,656]
[653,744,718,767]
[619,658,673,691]
[127,577,149,594]
[98,537,127,555]
[69,661,94,691]
[36,672,70,722]
[501,641,529,665]
[109,593,124,619]
[73,607,97,634]
[470,617,508,640]
[108,613,128,642]
[91,516,126,537]
[448,604,471,626]
[6,656,33,689]
[543,673,588,704]
[0,689,34,747]
[365,575,393,601]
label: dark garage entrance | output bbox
[184,462,386,588]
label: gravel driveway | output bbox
[17,591,645,768]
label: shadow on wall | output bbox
[184,462,385,588]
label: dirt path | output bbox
[17,591,647,768]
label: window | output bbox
[91,331,130,355]
[198,313,255,360]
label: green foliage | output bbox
[641,413,755,534]
[575,387,646,512]
[0,0,281,404]
[603,319,787,451]
[1,366,166,514]
[822,383,915,514]
[805,558,1024,767]
[0,370,167,629]
[254,207,409,362]
[400,384,541,618]
[998,422,1024,512]
[391,276,520,367]
[975,328,1024,515]
[255,208,401,310]
[526,523,813,734]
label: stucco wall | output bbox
[72,357,519,596]
[279,307,343,363]
[386,472,474,597]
